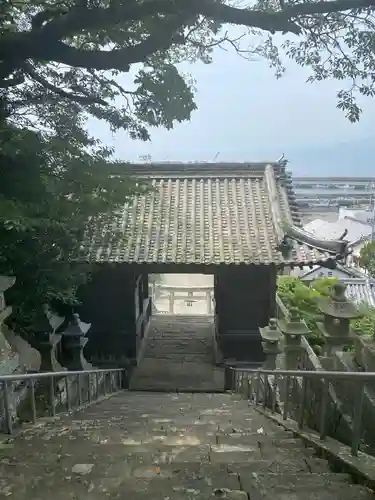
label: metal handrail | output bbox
[0,367,127,435]
[228,368,375,380]
[0,367,124,382]
[229,367,374,457]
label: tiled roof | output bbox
[87,163,343,266]
[343,279,375,308]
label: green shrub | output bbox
[277,276,375,348]
[351,304,375,337]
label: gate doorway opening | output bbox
[149,273,214,316]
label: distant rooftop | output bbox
[344,279,375,308]
[304,216,372,245]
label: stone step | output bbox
[145,344,211,350]
[143,346,212,352]
[130,360,224,392]
[142,355,213,362]
[242,478,372,500]
[146,339,212,344]
[1,435,317,467]
[3,391,373,500]
[3,464,370,500]
[144,345,212,352]
[144,343,212,351]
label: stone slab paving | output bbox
[0,392,373,499]
[130,316,224,391]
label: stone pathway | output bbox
[0,392,373,499]
[131,315,224,391]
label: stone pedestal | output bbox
[30,308,63,372]
[259,318,282,370]
[317,283,360,357]
[277,307,311,370]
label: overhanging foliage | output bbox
[2,0,375,123]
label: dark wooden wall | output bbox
[214,265,276,362]
[78,265,151,366]
[77,262,275,366]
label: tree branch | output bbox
[36,0,192,40]
[2,8,195,73]
[200,0,375,34]
[2,0,375,79]
[23,62,108,105]
[200,1,301,34]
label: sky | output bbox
[88,28,375,176]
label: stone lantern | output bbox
[30,306,63,372]
[317,282,361,357]
[259,318,282,370]
[60,313,92,371]
[278,307,311,370]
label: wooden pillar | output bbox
[78,265,137,365]
[206,290,212,315]
[268,264,277,318]
[215,266,275,363]
[169,291,175,313]
[142,274,149,300]
[136,275,143,315]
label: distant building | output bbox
[344,279,375,308]
[338,207,374,226]
[303,215,372,271]
[290,263,364,282]
[290,265,375,308]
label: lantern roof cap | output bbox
[260,318,282,341]
[62,313,85,336]
[318,282,361,319]
[278,307,311,337]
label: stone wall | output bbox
[0,276,42,430]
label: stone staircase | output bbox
[1,391,373,499]
[130,315,224,392]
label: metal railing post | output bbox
[30,379,37,424]
[283,375,290,420]
[65,376,71,411]
[271,375,277,413]
[2,380,12,434]
[87,373,92,403]
[263,374,268,409]
[249,374,254,402]
[298,377,308,429]
[49,376,55,417]
[104,373,108,395]
[244,374,250,399]
[351,383,364,456]
[255,372,261,405]
[77,375,82,406]
[319,378,329,440]
[95,371,100,399]
[224,365,232,391]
